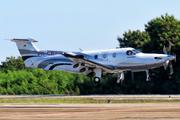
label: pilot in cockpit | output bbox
[128,50,132,55]
[127,50,136,55]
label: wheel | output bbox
[116,79,121,84]
[116,79,123,84]
[146,77,151,81]
[94,77,101,83]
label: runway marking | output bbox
[0,107,163,118]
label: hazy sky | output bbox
[1,0,180,63]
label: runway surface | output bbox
[1,103,180,120]
[0,94,180,100]
[0,95,180,120]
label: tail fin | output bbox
[8,38,39,62]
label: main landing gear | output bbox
[94,68,101,84]
[94,77,101,83]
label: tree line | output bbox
[0,13,180,94]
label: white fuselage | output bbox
[10,38,176,83]
[23,47,172,74]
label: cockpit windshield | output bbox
[126,49,142,55]
[132,49,142,54]
[126,50,135,55]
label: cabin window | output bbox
[113,53,116,58]
[94,55,98,59]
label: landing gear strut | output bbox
[116,72,124,84]
[146,70,151,81]
[94,68,102,84]
[131,69,151,82]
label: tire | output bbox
[116,79,123,84]
[94,77,101,83]
[146,77,151,81]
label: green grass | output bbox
[0,98,180,103]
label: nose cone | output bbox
[167,55,176,61]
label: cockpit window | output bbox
[126,50,135,55]
[133,49,142,54]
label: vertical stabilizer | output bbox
[8,38,39,67]
[8,38,39,58]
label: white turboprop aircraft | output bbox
[9,38,176,84]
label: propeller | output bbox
[164,60,169,70]
[163,41,174,75]
[163,45,167,54]
[173,54,177,62]
[169,61,173,75]
[169,42,172,55]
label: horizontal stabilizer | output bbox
[6,38,38,42]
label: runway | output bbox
[0,103,180,119]
[0,94,180,100]
[0,95,180,120]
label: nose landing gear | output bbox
[116,72,124,84]
[146,70,151,81]
[131,69,151,82]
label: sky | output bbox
[1,0,180,64]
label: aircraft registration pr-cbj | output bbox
[9,38,176,84]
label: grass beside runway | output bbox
[0,98,180,103]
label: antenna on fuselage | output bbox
[79,48,83,52]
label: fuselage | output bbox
[23,47,174,74]
[10,38,176,83]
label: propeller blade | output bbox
[173,54,177,62]
[163,46,167,54]
[169,41,172,55]
[165,60,169,70]
[169,61,173,75]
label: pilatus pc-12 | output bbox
[9,38,176,84]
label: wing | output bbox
[61,52,117,73]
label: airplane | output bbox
[8,38,176,84]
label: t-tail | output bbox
[8,38,39,67]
